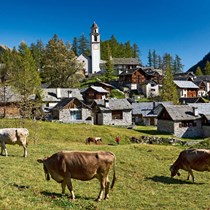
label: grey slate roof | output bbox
[0,86,35,102]
[132,101,173,116]
[93,98,132,111]
[112,57,139,65]
[53,97,90,109]
[189,103,210,115]
[173,80,199,89]
[42,88,83,102]
[160,105,201,121]
[90,86,109,93]
[0,86,21,102]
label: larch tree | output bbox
[195,66,203,76]
[204,61,210,75]
[12,42,42,119]
[161,63,179,104]
[42,34,82,88]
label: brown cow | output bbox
[170,148,210,182]
[86,137,102,145]
[37,150,116,201]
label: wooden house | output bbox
[173,80,199,98]
[81,86,109,105]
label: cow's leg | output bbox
[1,142,8,156]
[23,145,27,157]
[61,181,66,194]
[187,169,194,182]
[104,176,110,200]
[66,178,75,200]
[96,178,106,202]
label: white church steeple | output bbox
[90,22,100,74]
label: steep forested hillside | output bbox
[188,51,210,73]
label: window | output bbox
[112,110,123,119]
[70,110,82,120]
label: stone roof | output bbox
[189,103,210,115]
[42,88,83,102]
[160,105,201,121]
[132,101,173,116]
[173,80,199,89]
[0,86,21,102]
[179,97,206,104]
[112,57,140,65]
[81,86,109,94]
[53,97,90,109]
[0,86,35,103]
[93,98,132,111]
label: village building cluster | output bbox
[0,22,210,138]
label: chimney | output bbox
[193,107,198,117]
[104,99,109,108]
[56,88,61,98]
[68,90,72,98]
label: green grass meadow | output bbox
[0,119,210,210]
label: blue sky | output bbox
[1,0,210,71]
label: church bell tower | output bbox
[90,22,100,74]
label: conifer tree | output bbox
[161,64,179,104]
[78,33,90,56]
[204,61,210,75]
[104,44,114,82]
[148,50,152,67]
[42,34,82,88]
[195,66,203,76]
[12,42,42,118]
[172,55,184,74]
[30,40,45,70]
[72,37,78,56]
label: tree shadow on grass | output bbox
[145,175,205,185]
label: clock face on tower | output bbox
[93,44,99,50]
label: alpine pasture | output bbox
[0,119,210,210]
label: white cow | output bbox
[0,128,29,157]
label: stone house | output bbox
[91,98,132,126]
[52,97,92,124]
[41,88,83,113]
[132,101,173,126]
[157,104,210,138]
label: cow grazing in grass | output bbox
[37,150,116,201]
[86,137,102,145]
[170,148,210,182]
[0,128,29,157]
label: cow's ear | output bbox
[37,159,44,163]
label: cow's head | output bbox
[170,164,181,178]
[37,158,50,181]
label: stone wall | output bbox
[58,109,93,124]
[102,110,132,126]
[203,126,210,137]
[157,119,204,138]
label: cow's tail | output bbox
[110,153,116,189]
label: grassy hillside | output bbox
[0,119,210,209]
